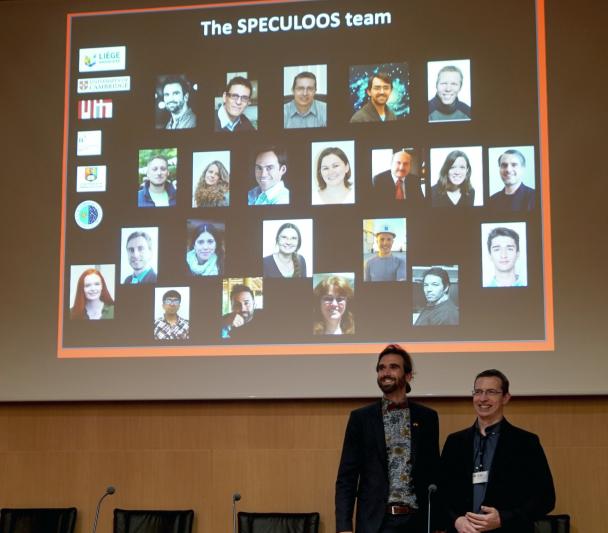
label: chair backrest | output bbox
[534,514,571,533]
[237,512,320,533]
[113,509,194,533]
[0,507,77,533]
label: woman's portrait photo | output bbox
[311,141,355,205]
[70,265,115,320]
[312,273,355,335]
[192,150,231,208]
[262,219,313,278]
[186,220,225,276]
[430,146,483,207]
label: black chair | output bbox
[0,507,77,533]
[237,512,320,533]
[534,514,571,533]
[113,509,193,533]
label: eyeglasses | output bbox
[226,92,250,104]
[163,299,180,305]
[321,296,346,305]
[472,389,502,397]
[294,86,315,94]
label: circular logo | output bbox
[74,200,103,229]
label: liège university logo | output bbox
[78,46,126,72]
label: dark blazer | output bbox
[372,171,426,206]
[335,400,440,533]
[440,418,555,533]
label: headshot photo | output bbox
[412,265,459,326]
[283,65,327,129]
[262,219,313,278]
[153,287,190,340]
[155,74,197,130]
[430,146,483,207]
[312,273,355,336]
[69,264,115,320]
[214,72,257,132]
[137,148,178,208]
[221,277,264,340]
[371,147,426,204]
[363,218,407,282]
[427,59,471,122]
[120,227,158,284]
[311,140,355,205]
[349,63,410,123]
[186,220,225,277]
[481,222,528,287]
[192,150,230,208]
[248,146,289,205]
[487,146,536,211]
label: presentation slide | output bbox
[59,0,551,358]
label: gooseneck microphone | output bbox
[427,484,437,533]
[92,485,116,533]
[232,492,241,533]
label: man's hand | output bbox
[454,515,477,533]
[464,506,501,531]
[231,313,245,328]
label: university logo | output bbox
[78,46,126,72]
[77,165,107,192]
[78,99,113,120]
[77,130,102,156]
[77,76,130,94]
[74,200,103,230]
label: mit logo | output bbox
[78,99,113,119]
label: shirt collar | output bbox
[286,99,319,118]
[218,104,241,131]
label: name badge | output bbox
[472,470,489,484]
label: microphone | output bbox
[427,484,437,533]
[232,492,241,533]
[92,485,116,533]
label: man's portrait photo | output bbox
[137,148,177,208]
[120,227,159,285]
[429,146,483,207]
[363,218,407,282]
[349,63,410,123]
[192,150,231,208]
[153,287,190,340]
[481,222,528,288]
[412,265,459,326]
[283,65,327,129]
[221,277,264,340]
[155,74,197,130]
[214,73,257,132]
[488,146,536,211]
[311,140,355,205]
[371,147,426,205]
[247,146,290,206]
[427,59,471,122]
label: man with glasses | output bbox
[336,344,440,533]
[247,146,290,205]
[350,72,397,123]
[153,289,189,340]
[284,71,327,129]
[214,75,256,132]
[440,369,555,533]
[364,226,406,282]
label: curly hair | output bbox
[194,160,230,207]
